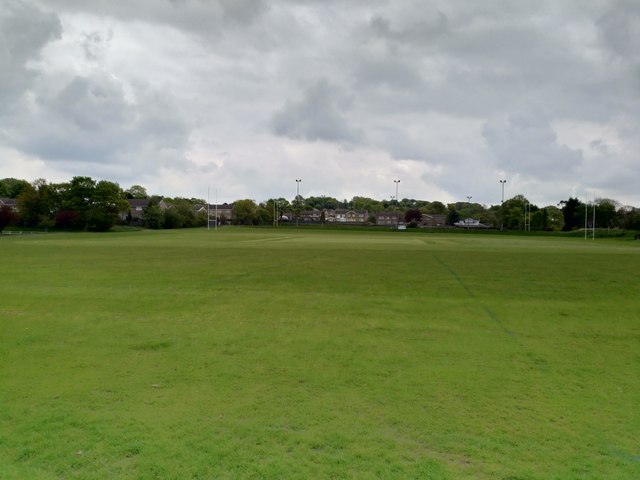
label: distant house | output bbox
[194,203,234,224]
[376,211,402,226]
[124,199,150,221]
[121,199,169,222]
[454,218,489,229]
[0,198,18,212]
[420,214,447,228]
[299,209,323,223]
[325,209,369,224]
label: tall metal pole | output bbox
[207,187,210,231]
[295,179,301,227]
[394,179,400,228]
[592,192,596,240]
[499,180,506,231]
[499,179,506,203]
[215,188,218,231]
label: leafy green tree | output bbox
[63,176,96,214]
[16,179,58,228]
[93,181,127,209]
[166,198,199,227]
[125,184,148,199]
[163,208,184,229]
[261,199,277,225]
[424,201,447,215]
[143,204,165,229]
[15,183,39,227]
[0,178,30,198]
[87,180,127,231]
[530,208,547,231]
[399,198,430,210]
[543,205,564,231]
[446,206,459,225]
[274,198,291,220]
[55,210,82,230]
[595,199,618,229]
[255,204,272,225]
[262,199,293,225]
[194,210,208,227]
[448,201,487,219]
[305,196,339,210]
[292,195,304,224]
[498,195,534,230]
[232,199,257,225]
[559,197,584,231]
[618,207,640,230]
[478,210,497,228]
[352,196,384,212]
[85,207,115,231]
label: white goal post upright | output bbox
[592,191,596,240]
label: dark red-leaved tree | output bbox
[0,205,16,232]
[404,208,422,224]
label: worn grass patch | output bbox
[0,228,639,479]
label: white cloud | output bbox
[0,0,638,207]
[483,112,584,178]
[271,79,361,143]
[0,0,61,111]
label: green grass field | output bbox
[1,228,638,479]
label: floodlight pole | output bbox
[215,188,218,231]
[592,192,596,240]
[295,179,302,227]
[394,179,400,228]
[207,187,210,231]
[499,180,507,230]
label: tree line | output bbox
[1,176,639,232]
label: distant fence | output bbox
[1,230,49,236]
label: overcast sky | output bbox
[1,0,639,206]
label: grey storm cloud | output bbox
[2,0,194,183]
[597,0,640,60]
[482,113,584,178]
[12,73,193,173]
[271,79,361,143]
[36,0,270,34]
[0,0,61,108]
[1,0,639,206]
